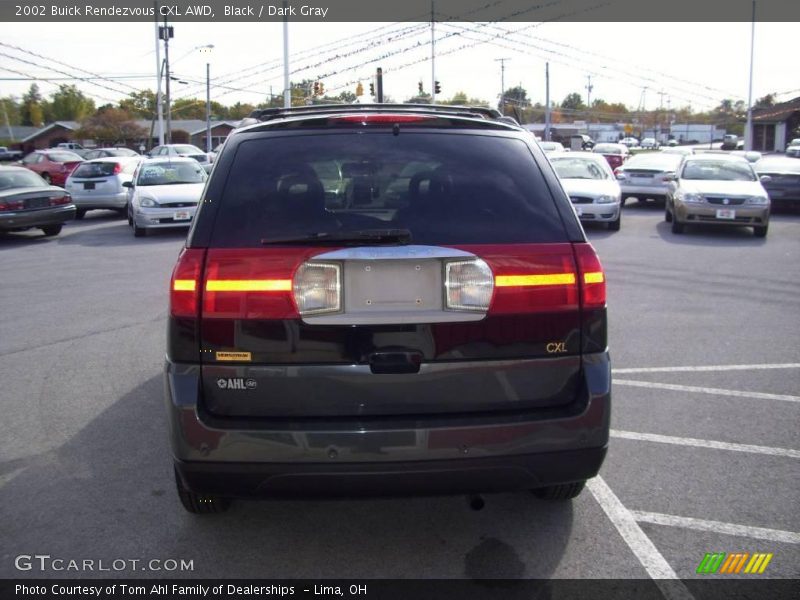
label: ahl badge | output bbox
[723,198,730,205]
[217,378,257,390]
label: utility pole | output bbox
[376,67,384,103]
[1,97,13,140]
[154,1,164,146]
[495,58,510,112]
[585,75,593,121]
[745,0,756,151]
[282,0,290,108]
[657,90,666,144]
[163,14,172,144]
[205,62,211,152]
[430,0,436,104]
[545,62,551,141]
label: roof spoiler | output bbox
[246,103,504,123]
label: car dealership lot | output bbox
[1,208,798,581]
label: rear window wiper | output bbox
[261,228,412,246]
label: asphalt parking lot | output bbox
[1,206,798,583]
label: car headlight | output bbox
[746,196,769,205]
[596,195,617,204]
[680,193,704,203]
[139,197,158,208]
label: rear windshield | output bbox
[681,160,755,181]
[136,161,207,186]
[550,157,609,180]
[755,158,800,174]
[72,161,126,178]
[0,169,46,190]
[594,144,624,154]
[47,151,82,162]
[211,132,568,246]
[173,145,203,154]
[624,154,682,170]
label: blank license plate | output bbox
[83,182,95,190]
[716,209,736,220]
[174,211,191,221]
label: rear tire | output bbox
[133,222,146,237]
[607,214,621,231]
[671,217,684,234]
[41,224,62,236]
[665,206,673,222]
[532,481,586,501]
[174,468,230,514]
[753,224,768,238]
[74,209,86,220]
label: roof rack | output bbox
[247,103,504,123]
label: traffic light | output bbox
[369,82,375,96]
[356,82,363,96]
[418,81,423,94]
[434,81,441,94]
[313,81,319,96]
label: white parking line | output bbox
[613,363,800,374]
[614,379,800,403]
[632,511,800,545]
[610,429,800,459]
[587,477,695,599]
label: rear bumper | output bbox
[675,203,769,225]
[620,183,669,200]
[164,352,611,497]
[0,204,76,230]
[71,190,127,209]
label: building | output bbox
[668,124,726,145]
[750,96,800,152]
[18,119,241,153]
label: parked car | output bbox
[549,151,622,230]
[539,140,565,153]
[666,139,678,147]
[640,137,659,149]
[0,165,76,236]
[665,154,770,237]
[148,144,213,173]
[20,150,83,186]
[570,134,595,150]
[753,156,800,211]
[82,147,140,160]
[593,143,630,170]
[125,157,207,237]
[786,139,800,158]
[65,156,141,219]
[619,137,639,148]
[166,104,610,513]
[730,150,762,163]
[721,134,739,151]
[615,152,683,205]
[0,146,23,162]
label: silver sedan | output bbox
[549,151,623,230]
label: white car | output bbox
[65,157,141,219]
[539,141,565,153]
[640,137,659,149]
[787,139,800,158]
[148,144,214,173]
[619,137,640,148]
[549,151,622,230]
[125,157,207,237]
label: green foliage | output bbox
[74,108,146,144]
[21,84,44,127]
[46,85,96,121]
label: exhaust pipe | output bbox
[468,494,485,511]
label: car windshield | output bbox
[755,158,800,174]
[550,157,608,179]
[137,162,207,186]
[594,144,623,154]
[173,145,203,154]
[681,160,756,181]
[211,133,569,247]
[47,151,82,162]
[0,169,47,190]
[624,154,682,170]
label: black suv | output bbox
[166,104,610,513]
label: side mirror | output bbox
[615,172,627,181]
[122,181,133,188]
[759,175,772,184]
[661,173,677,182]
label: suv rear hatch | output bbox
[172,121,605,419]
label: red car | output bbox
[593,143,630,170]
[20,150,83,186]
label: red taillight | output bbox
[331,114,435,124]
[48,193,71,206]
[573,243,606,309]
[170,248,205,318]
[201,248,325,319]
[0,199,24,211]
[456,244,580,314]
[112,162,122,175]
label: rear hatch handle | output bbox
[369,350,423,374]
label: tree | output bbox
[46,85,95,121]
[0,96,22,126]
[502,86,528,105]
[561,92,585,112]
[118,90,157,118]
[754,94,775,109]
[443,91,469,105]
[170,98,206,120]
[74,108,146,145]
[21,84,44,127]
[225,101,256,119]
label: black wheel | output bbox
[174,468,230,514]
[42,173,51,184]
[532,481,586,501]
[117,208,127,219]
[608,214,621,231]
[665,207,673,222]
[75,209,86,220]
[133,222,146,237]
[671,216,684,234]
[753,224,768,238]
[41,224,62,236]
[126,205,133,226]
